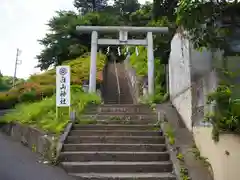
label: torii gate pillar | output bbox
[89,31,98,93]
[147,32,154,95]
[76,26,168,95]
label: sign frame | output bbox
[56,65,71,107]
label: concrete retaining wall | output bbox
[124,58,143,104]
[193,126,240,180]
[0,122,54,160]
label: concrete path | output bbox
[0,132,75,180]
[157,102,213,180]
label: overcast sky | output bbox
[0,0,150,79]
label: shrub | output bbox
[19,90,38,102]
[39,85,56,97]
[28,73,55,85]
[12,82,41,93]
[206,68,240,141]
[71,85,83,93]
[0,92,19,109]
[0,84,56,109]
[128,46,167,103]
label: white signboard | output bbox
[56,66,71,107]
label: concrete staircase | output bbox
[60,104,177,180]
[102,61,133,104]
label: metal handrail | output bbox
[114,59,121,104]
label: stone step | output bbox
[61,161,173,173]
[80,114,157,121]
[83,112,154,116]
[97,105,152,113]
[83,109,153,114]
[76,119,157,125]
[60,151,170,162]
[72,124,159,131]
[100,104,149,108]
[62,143,167,152]
[65,136,165,144]
[69,130,162,136]
[69,173,176,180]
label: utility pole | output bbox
[12,48,22,87]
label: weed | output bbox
[180,167,190,180]
[32,144,37,152]
[192,144,211,167]
[76,119,98,125]
[177,152,184,162]
[110,116,121,120]
[165,123,175,145]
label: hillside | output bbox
[0,53,106,109]
[0,53,106,135]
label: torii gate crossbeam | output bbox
[76,26,168,96]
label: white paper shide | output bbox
[56,66,70,107]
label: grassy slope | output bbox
[0,53,106,135]
[0,53,106,109]
[1,89,100,135]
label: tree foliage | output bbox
[74,0,108,14]
[36,10,119,70]
[0,72,24,92]
[152,0,177,21]
[175,0,240,52]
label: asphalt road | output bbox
[0,109,13,116]
[0,133,75,180]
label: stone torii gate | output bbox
[76,26,168,95]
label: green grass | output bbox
[0,87,101,135]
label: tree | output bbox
[74,0,109,14]
[112,0,141,24]
[36,11,90,70]
[175,0,240,52]
[129,2,152,26]
[36,9,123,70]
[152,0,177,21]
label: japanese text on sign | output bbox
[56,66,70,107]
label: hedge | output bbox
[0,84,56,109]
